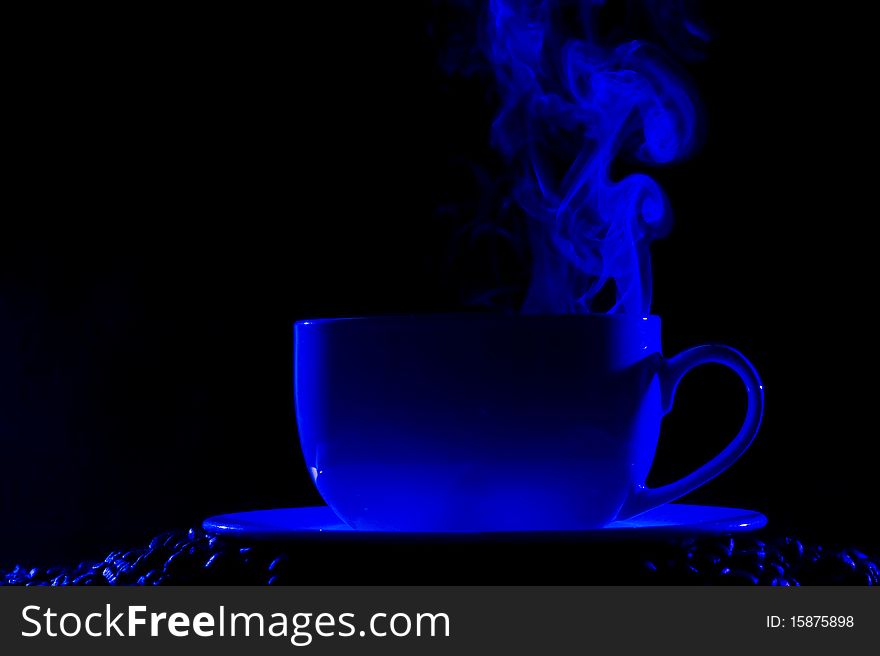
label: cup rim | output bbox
[295,313,659,327]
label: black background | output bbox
[1,2,876,567]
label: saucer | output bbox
[202,504,767,542]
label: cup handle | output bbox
[616,344,764,521]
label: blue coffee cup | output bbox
[294,314,763,531]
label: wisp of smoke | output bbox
[483,0,701,314]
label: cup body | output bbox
[294,314,664,531]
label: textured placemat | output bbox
[3,525,878,586]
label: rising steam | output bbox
[483,0,701,314]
